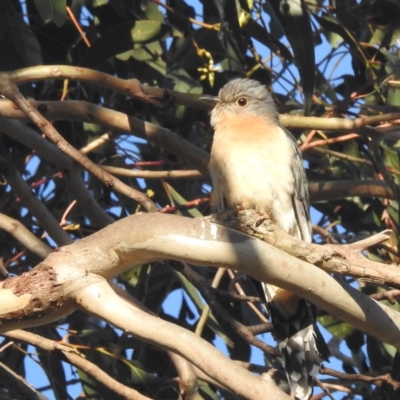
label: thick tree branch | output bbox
[1,212,400,398]
[4,65,400,135]
[110,282,203,400]
[167,351,204,400]
[0,100,210,177]
[0,213,399,349]
[75,276,290,400]
[0,213,52,260]
[308,179,397,202]
[211,210,397,288]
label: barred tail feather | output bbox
[263,284,321,400]
[280,325,320,400]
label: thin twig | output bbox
[177,263,280,356]
[4,329,151,400]
[320,365,400,390]
[101,166,202,179]
[0,75,158,212]
[195,268,226,336]
[370,289,400,304]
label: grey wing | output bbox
[284,129,312,242]
[274,130,327,400]
[209,159,227,213]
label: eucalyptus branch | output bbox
[0,75,158,212]
[0,213,52,260]
[0,142,72,247]
[320,365,400,391]
[0,99,210,176]
[1,212,400,351]
[4,65,400,136]
[176,262,279,356]
[0,118,115,228]
[4,329,152,400]
[1,99,399,203]
[210,210,397,288]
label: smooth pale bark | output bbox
[1,213,398,347]
[0,212,399,399]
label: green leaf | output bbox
[124,359,159,385]
[211,0,245,70]
[175,271,234,347]
[166,0,196,32]
[131,21,181,44]
[269,0,315,114]
[10,19,43,67]
[77,369,102,400]
[314,14,353,48]
[121,264,150,288]
[34,0,66,27]
[367,335,394,370]
[37,352,66,400]
[393,351,400,381]
[387,88,400,108]
[383,144,400,170]
[163,182,203,218]
[143,0,164,22]
[198,381,221,400]
[242,18,293,62]
[165,66,203,119]
[82,21,181,68]
[118,42,166,87]
[382,49,400,78]
[318,314,355,338]
[315,69,339,103]
[167,36,204,70]
[317,16,344,49]
[0,4,43,71]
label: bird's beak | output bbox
[200,96,220,105]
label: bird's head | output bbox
[201,78,279,128]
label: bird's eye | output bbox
[236,97,248,107]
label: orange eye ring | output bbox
[236,97,248,107]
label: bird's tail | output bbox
[263,283,321,400]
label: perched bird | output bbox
[201,78,324,400]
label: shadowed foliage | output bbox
[1,0,400,399]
